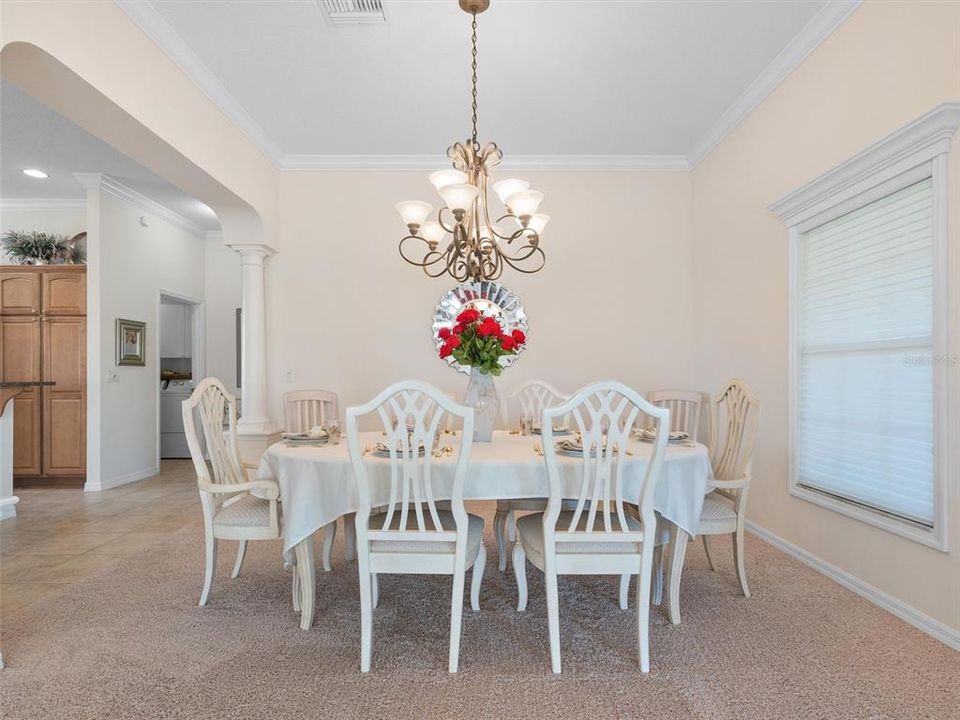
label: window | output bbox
[797,179,934,525]
[771,104,958,549]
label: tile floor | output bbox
[1,460,199,618]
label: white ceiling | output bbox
[0,82,220,231]
[121,0,856,167]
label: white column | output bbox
[228,243,278,438]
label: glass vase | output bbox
[463,368,499,442]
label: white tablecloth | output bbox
[257,430,713,553]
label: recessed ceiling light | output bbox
[23,168,48,179]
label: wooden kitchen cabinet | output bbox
[13,388,41,476]
[0,316,41,381]
[0,271,40,315]
[42,270,86,315]
[0,266,86,482]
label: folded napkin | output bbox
[375,441,426,456]
[533,424,570,435]
[633,426,689,442]
[554,438,584,453]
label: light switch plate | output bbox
[284,368,295,383]
[107,369,119,384]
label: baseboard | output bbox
[746,520,960,652]
[84,465,159,492]
[0,504,16,521]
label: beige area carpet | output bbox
[1,504,958,720]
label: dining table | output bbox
[256,429,713,630]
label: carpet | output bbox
[1,503,958,720]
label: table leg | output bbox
[666,522,690,625]
[294,535,316,630]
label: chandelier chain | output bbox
[470,12,478,149]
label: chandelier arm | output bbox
[399,236,454,271]
[437,207,457,234]
[499,246,546,274]
[506,226,540,247]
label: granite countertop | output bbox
[0,381,55,387]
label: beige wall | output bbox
[268,170,694,424]
[691,1,960,631]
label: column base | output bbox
[235,422,282,466]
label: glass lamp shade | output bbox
[493,178,529,205]
[438,183,480,213]
[505,190,544,218]
[420,220,446,245]
[429,169,467,191]
[395,200,433,228]
[527,213,550,234]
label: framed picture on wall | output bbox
[116,318,146,366]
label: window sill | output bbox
[789,483,947,552]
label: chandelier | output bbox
[395,0,546,282]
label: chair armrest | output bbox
[198,479,280,501]
[707,477,749,491]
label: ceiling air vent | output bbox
[318,0,387,24]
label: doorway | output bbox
[158,292,203,460]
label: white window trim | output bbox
[771,103,960,551]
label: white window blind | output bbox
[797,178,934,526]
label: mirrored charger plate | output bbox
[432,280,529,374]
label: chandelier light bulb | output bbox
[395,201,433,231]
[429,169,467,192]
[420,220,446,247]
[527,213,550,235]
[492,178,529,206]
[438,183,480,214]
[505,190,544,219]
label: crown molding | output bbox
[687,0,862,169]
[280,153,690,172]
[0,198,86,210]
[114,0,284,166]
[769,103,960,224]
[73,172,206,237]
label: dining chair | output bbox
[646,389,703,441]
[184,378,292,607]
[493,380,569,571]
[283,389,347,572]
[698,378,761,597]
[513,381,670,673]
[346,381,487,673]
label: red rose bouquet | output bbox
[438,308,526,376]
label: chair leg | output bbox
[493,509,509,571]
[637,545,654,673]
[513,543,528,611]
[291,559,301,613]
[231,540,247,579]
[321,521,336,572]
[507,510,516,542]
[358,558,373,673]
[296,538,316,630]
[702,534,716,571]
[652,545,664,606]
[733,527,751,598]
[448,565,467,673]
[618,574,630,610]
[344,513,357,562]
[371,573,379,609]
[666,525,690,625]
[545,568,561,674]
[471,544,486,611]
[199,524,217,607]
